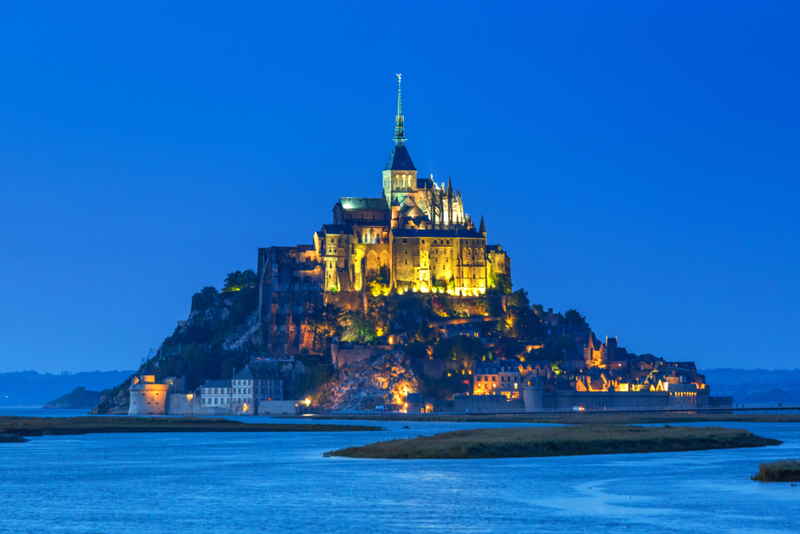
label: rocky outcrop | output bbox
[90,377,134,414]
[320,351,419,412]
[0,434,28,443]
[43,387,103,409]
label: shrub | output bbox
[752,460,800,482]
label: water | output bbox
[1,410,799,533]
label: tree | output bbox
[489,273,512,295]
[561,309,590,330]
[507,288,530,308]
[223,269,256,292]
[539,335,577,363]
[433,337,486,369]
[307,302,342,351]
[415,321,437,343]
[367,265,391,296]
[201,286,218,296]
[499,305,542,339]
[341,312,377,344]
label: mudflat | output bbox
[0,416,381,438]
[325,424,781,459]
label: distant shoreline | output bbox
[0,416,381,438]
[283,412,800,424]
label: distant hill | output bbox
[0,370,134,407]
[701,368,800,405]
[43,387,103,409]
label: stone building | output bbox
[231,365,284,414]
[199,380,231,409]
[254,76,513,355]
[128,373,184,415]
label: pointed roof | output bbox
[478,215,486,236]
[385,74,416,171]
[384,142,416,171]
[233,365,254,380]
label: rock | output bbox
[319,350,420,411]
[0,434,28,443]
[43,387,103,410]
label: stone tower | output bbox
[383,74,418,206]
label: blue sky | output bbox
[0,2,798,372]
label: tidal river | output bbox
[1,409,799,533]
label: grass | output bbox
[752,460,800,482]
[0,416,381,438]
[288,412,800,425]
[325,424,782,460]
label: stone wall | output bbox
[544,391,671,410]
[257,400,300,415]
[129,384,169,415]
[332,343,391,369]
[453,394,524,413]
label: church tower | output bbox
[383,74,418,206]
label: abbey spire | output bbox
[384,74,416,173]
[394,73,405,143]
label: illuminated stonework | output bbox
[254,78,512,355]
[317,77,512,296]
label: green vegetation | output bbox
[307,302,342,351]
[752,460,800,482]
[561,309,590,330]
[325,425,781,460]
[488,273,512,295]
[43,387,102,409]
[0,416,380,437]
[341,312,378,343]
[222,269,256,292]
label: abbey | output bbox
[316,76,510,296]
[255,77,511,353]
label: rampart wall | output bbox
[257,400,300,415]
[453,394,525,413]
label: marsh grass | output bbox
[325,424,781,459]
[0,416,380,437]
[752,460,800,482]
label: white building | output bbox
[199,380,231,408]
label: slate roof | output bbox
[474,361,500,374]
[339,197,390,211]
[321,224,354,235]
[416,177,435,189]
[384,143,416,171]
[202,380,231,388]
[232,366,254,380]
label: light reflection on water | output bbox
[0,410,799,533]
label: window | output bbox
[403,239,407,243]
